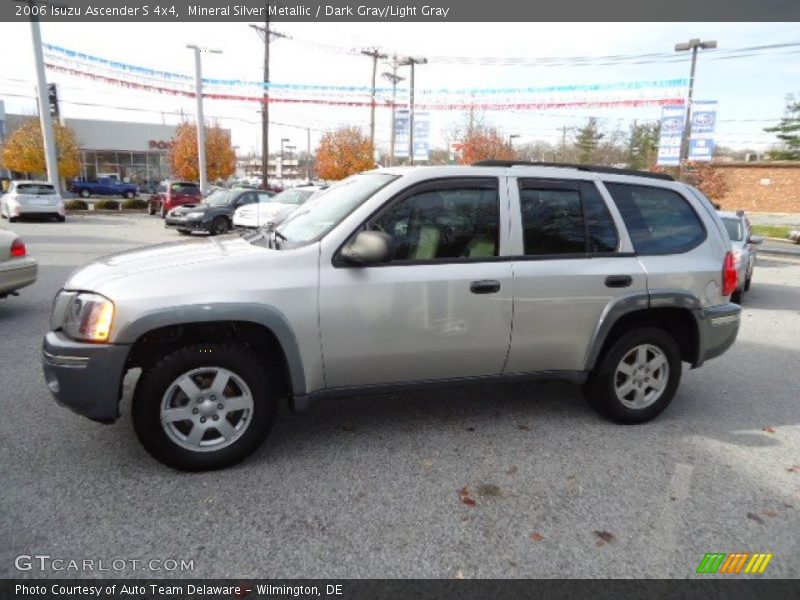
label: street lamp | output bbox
[397,56,428,165]
[674,38,717,177]
[186,44,222,195]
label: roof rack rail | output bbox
[471,160,675,181]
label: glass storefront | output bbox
[80,150,171,188]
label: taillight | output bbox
[722,251,738,297]
[10,238,26,258]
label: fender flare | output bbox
[114,302,307,395]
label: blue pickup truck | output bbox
[69,177,138,199]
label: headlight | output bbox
[63,293,115,342]
[185,211,204,219]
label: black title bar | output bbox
[3,0,800,22]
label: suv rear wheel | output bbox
[132,343,277,470]
[584,327,681,424]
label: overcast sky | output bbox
[1,22,799,156]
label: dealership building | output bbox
[1,102,180,184]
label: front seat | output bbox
[409,192,445,260]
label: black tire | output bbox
[584,327,681,424]
[56,215,66,222]
[132,343,277,471]
[9,216,18,223]
[160,205,166,218]
[147,203,156,216]
[210,216,229,236]
[732,289,742,304]
[80,189,90,199]
[177,229,192,235]
[744,276,752,292]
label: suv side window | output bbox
[604,183,705,254]
[370,181,499,261]
[583,182,618,252]
[519,184,584,255]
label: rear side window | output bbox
[518,180,618,255]
[604,183,705,254]
[519,187,584,255]
[16,184,56,195]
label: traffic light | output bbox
[47,83,59,119]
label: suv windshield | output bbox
[275,173,398,245]
[204,190,235,206]
[271,189,317,205]
[16,183,56,195]
[722,217,744,241]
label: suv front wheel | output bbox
[584,327,681,424]
[132,343,277,470]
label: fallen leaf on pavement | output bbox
[465,426,475,432]
[506,466,518,475]
[477,483,502,497]
[517,424,530,431]
[459,486,476,507]
[594,530,615,546]
[341,424,355,432]
[763,510,778,518]
[421,459,434,469]
[762,426,777,433]
[530,532,545,542]
[454,570,465,579]
[747,512,765,524]
[786,465,800,473]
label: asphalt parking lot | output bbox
[1,213,799,579]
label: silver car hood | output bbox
[64,236,270,292]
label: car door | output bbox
[319,177,513,388]
[505,177,648,374]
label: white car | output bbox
[1,181,66,222]
[0,229,37,298]
[233,186,326,229]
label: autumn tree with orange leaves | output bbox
[0,118,81,178]
[457,125,517,165]
[169,122,236,182]
[315,126,375,181]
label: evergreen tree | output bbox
[764,94,800,160]
[627,121,660,170]
[575,118,604,164]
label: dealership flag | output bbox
[688,101,718,162]
[657,104,685,166]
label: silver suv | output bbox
[43,163,741,470]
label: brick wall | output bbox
[713,162,800,213]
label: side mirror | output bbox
[748,235,763,245]
[340,231,393,265]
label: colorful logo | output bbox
[696,553,773,574]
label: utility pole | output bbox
[187,45,221,196]
[674,38,717,179]
[27,0,59,192]
[306,127,311,182]
[382,57,405,167]
[250,20,287,189]
[361,48,388,150]
[397,56,427,165]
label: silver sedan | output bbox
[0,229,38,299]
[718,210,762,303]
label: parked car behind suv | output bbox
[148,181,202,217]
[165,188,275,236]
[43,163,741,470]
[1,181,65,222]
[232,185,325,229]
[718,210,762,303]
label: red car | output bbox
[148,181,202,217]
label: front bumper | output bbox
[164,216,206,231]
[693,303,741,367]
[42,331,130,423]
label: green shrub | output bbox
[65,199,89,210]
[95,200,120,210]
[121,198,148,210]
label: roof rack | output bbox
[471,160,675,181]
